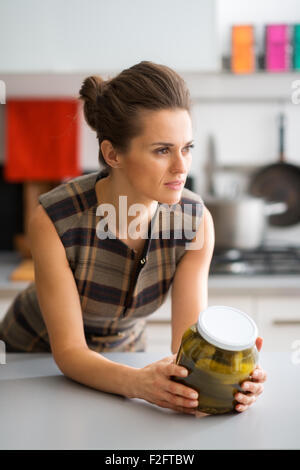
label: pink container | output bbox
[266,25,290,71]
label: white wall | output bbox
[191,100,300,170]
[0,0,218,73]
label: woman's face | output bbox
[120,108,193,205]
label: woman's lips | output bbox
[164,181,184,190]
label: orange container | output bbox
[231,25,255,74]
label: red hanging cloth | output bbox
[4,98,81,182]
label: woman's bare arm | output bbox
[28,204,139,398]
[171,206,215,354]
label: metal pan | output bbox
[249,113,300,226]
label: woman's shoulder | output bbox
[38,171,99,217]
[37,171,99,239]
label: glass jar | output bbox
[172,305,259,415]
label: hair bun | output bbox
[78,75,105,131]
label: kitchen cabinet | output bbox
[145,322,171,355]
[0,0,219,73]
[145,281,300,353]
[256,297,300,352]
[145,292,172,354]
[145,294,256,354]
[208,294,256,320]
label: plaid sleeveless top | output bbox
[0,169,204,353]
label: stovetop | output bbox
[210,245,300,275]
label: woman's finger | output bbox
[160,401,210,417]
[250,367,267,382]
[165,362,189,378]
[235,403,249,412]
[235,392,257,406]
[157,400,197,415]
[163,377,198,399]
[241,381,264,395]
[163,390,199,409]
[193,410,211,418]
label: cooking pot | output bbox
[205,195,287,250]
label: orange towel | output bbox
[4,98,81,182]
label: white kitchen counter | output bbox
[0,351,299,450]
[209,274,300,293]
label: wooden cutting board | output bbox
[10,259,35,282]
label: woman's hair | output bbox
[78,60,191,175]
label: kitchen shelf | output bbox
[182,71,300,103]
[1,71,300,102]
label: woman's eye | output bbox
[156,144,194,155]
[157,147,169,155]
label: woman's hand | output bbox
[234,336,267,413]
[134,354,200,415]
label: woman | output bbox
[0,61,266,415]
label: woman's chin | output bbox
[159,193,182,205]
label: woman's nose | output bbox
[170,152,188,173]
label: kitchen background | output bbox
[0,0,299,354]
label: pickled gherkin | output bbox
[172,314,259,415]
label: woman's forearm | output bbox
[55,346,140,399]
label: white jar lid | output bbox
[197,305,258,351]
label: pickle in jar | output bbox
[173,307,259,414]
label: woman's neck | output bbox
[95,171,158,240]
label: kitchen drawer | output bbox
[148,293,257,324]
[256,298,300,352]
[147,291,172,322]
[145,322,172,355]
[208,295,256,321]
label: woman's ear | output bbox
[100,140,123,169]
